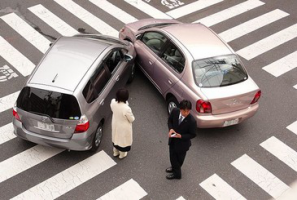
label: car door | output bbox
[135,31,168,88]
[153,41,186,94]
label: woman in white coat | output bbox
[110,88,135,159]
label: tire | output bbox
[127,63,135,84]
[166,96,179,115]
[90,122,103,152]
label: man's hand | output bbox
[168,129,176,137]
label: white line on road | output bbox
[194,0,265,27]
[176,197,186,200]
[54,0,118,37]
[237,23,297,60]
[124,0,171,19]
[90,0,137,24]
[261,136,297,172]
[294,84,297,89]
[11,151,116,200]
[166,0,223,19]
[287,121,297,135]
[0,13,50,53]
[0,145,64,183]
[0,123,16,145]
[262,51,297,77]
[231,154,290,199]
[219,9,289,43]
[200,173,246,200]
[97,179,147,200]
[28,4,79,36]
[0,37,35,76]
[0,91,19,113]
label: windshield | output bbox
[17,87,81,120]
[192,55,248,88]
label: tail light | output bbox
[75,115,89,133]
[196,100,212,113]
[251,90,261,104]
[120,27,125,33]
[13,107,21,121]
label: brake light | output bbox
[75,115,89,133]
[13,107,21,121]
[196,100,212,113]
[251,90,261,104]
[120,27,125,32]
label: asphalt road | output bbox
[0,0,297,199]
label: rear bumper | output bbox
[13,119,93,151]
[194,104,259,128]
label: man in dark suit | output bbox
[166,100,197,180]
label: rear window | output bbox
[17,87,81,120]
[193,55,248,88]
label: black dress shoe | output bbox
[166,167,173,173]
[166,173,181,180]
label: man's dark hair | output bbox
[116,88,129,103]
[179,100,192,110]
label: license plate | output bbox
[37,121,55,131]
[223,118,239,127]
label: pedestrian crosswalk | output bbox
[0,0,297,199]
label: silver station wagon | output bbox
[12,34,136,151]
[119,19,261,128]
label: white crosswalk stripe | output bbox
[166,0,223,19]
[287,121,297,135]
[0,91,19,113]
[193,0,265,27]
[231,154,290,199]
[97,179,147,200]
[11,151,116,200]
[0,37,35,76]
[90,0,137,24]
[219,9,289,43]
[200,174,246,200]
[0,123,15,145]
[294,84,297,89]
[54,0,118,37]
[28,4,79,36]
[0,13,51,53]
[261,136,297,172]
[262,51,297,77]
[0,145,64,183]
[176,197,186,200]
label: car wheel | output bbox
[167,96,179,115]
[127,63,135,84]
[90,122,103,152]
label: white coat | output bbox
[110,99,135,149]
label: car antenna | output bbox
[52,73,58,83]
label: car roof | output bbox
[162,23,233,60]
[29,36,110,92]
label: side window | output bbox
[83,63,111,103]
[141,32,167,54]
[161,43,185,73]
[105,50,123,74]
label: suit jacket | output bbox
[168,108,197,152]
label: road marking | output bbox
[287,121,297,135]
[194,0,265,27]
[176,197,186,200]
[219,9,289,43]
[0,13,50,53]
[0,65,18,82]
[200,173,246,200]
[262,51,297,77]
[124,0,171,19]
[294,84,297,89]
[0,123,15,145]
[11,151,116,200]
[54,0,118,37]
[0,90,19,113]
[90,0,137,24]
[0,145,64,183]
[0,37,35,77]
[237,23,297,60]
[261,136,297,172]
[97,179,147,200]
[231,154,290,199]
[28,4,78,36]
[166,0,223,19]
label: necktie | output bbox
[178,115,183,125]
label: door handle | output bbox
[168,80,172,85]
[115,75,120,81]
[100,99,104,106]
[149,61,153,65]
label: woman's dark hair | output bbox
[116,88,129,103]
[179,100,192,110]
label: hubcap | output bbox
[95,126,103,146]
[168,101,177,114]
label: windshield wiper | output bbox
[30,111,55,123]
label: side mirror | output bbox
[136,34,142,40]
[124,54,133,62]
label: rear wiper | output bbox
[30,111,55,123]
